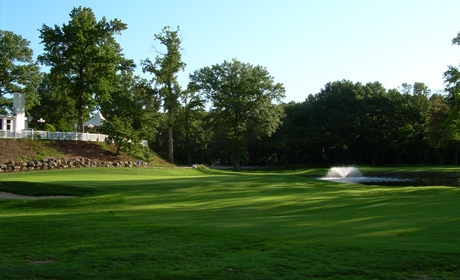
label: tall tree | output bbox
[190,59,285,171]
[38,6,131,132]
[142,26,185,164]
[445,31,460,99]
[444,31,460,146]
[0,30,41,112]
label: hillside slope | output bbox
[0,139,169,165]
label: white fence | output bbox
[0,130,108,142]
[0,130,148,146]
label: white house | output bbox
[0,93,27,133]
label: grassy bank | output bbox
[1,167,459,279]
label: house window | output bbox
[0,119,3,130]
[6,119,12,131]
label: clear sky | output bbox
[1,0,460,102]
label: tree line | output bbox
[2,6,460,169]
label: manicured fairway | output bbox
[1,167,460,279]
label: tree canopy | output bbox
[0,30,41,113]
[190,59,285,170]
[142,26,185,164]
[38,6,132,132]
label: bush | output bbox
[102,116,142,155]
[43,123,56,132]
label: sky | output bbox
[1,0,460,102]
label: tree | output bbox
[0,30,41,112]
[445,31,460,99]
[103,115,142,155]
[307,80,365,163]
[190,59,285,171]
[175,86,207,165]
[100,68,160,155]
[425,94,450,164]
[28,73,77,131]
[444,31,460,151]
[142,26,185,164]
[38,6,131,132]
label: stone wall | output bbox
[0,158,151,173]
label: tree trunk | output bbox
[77,109,84,133]
[168,109,174,164]
[232,123,240,171]
[233,154,241,171]
[185,110,191,166]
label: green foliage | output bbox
[38,6,132,132]
[100,68,160,158]
[270,80,437,165]
[102,115,142,155]
[42,123,56,132]
[142,26,185,110]
[443,31,460,156]
[173,87,209,165]
[0,30,42,111]
[444,31,460,99]
[28,74,77,131]
[190,59,285,170]
[142,26,186,164]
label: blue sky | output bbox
[1,0,460,102]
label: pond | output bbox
[317,172,460,187]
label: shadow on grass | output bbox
[1,173,459,251]
[0,181,98,196]
[2,170,460,279]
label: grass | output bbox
[1,166,460,279]
[18,139,63,162]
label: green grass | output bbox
[1,166,460,279]
[18,139,63,162]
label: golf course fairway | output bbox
[1,166,459,279]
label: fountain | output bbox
[319,166,366,183]
[319,166,414,186]
[315,166,460,187]
[324,167,363,178]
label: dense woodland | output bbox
[2,6,460,169]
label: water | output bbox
[318,167,460,187]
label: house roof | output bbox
[84,111,106,127]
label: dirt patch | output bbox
[49,140,134,161]
[0,139,49,163]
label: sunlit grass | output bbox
[1,166,460,279]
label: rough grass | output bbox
[0,166,460,279]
